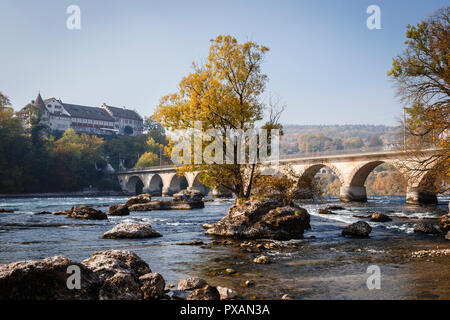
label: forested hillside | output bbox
[280,124,400,155]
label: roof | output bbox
[62,103,115,122]
[35,93,46,108]
[104,104,142,121]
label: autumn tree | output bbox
[135,152,159,168]
[388,7,449,192]
[154,35,281,199]
[0,92,11,108]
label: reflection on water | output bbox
[0,195,449,299]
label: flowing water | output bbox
[0,195,449,299]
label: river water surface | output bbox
[0,195,449,299]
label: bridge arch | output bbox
[125,176,144,195]
[342,160,408,202]
[162,173,188,196]
[405,162,444,204]
[147,174,163,196]
[190,173,210,195]
[294,163,344,199]
[299,163,344,185]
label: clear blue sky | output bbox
[0,0,447,125]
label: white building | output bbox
[21,93,143,136]
[102,103,143,136]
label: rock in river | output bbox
[108,204,130,216]
[103,223,162,239]
[172,189,204,202]
[81,249,165,300]
[125,193,151,207]
[131,189,205,211]
[342,221,372,237]
[319,209,334,214]
[0,256,101,300]
[370,212,392,222]
[34,211,52,215]
[438,214,450,233]
[325,205,346,211]
[129,199,204,211]
[413,222,440,234]
[67,206,107,220]
[205,199,310,240]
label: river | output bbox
[0,195,449,299]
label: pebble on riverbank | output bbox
[253,255,271,264]
[411,249,450,258]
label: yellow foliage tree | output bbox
[154,35,276,199]
[135,152,159,168]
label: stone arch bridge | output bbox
[116,149,442,204]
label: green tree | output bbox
[0,103,32,192]
[388,6,449,189]
[0,92,11,108]
[143,116,168,145]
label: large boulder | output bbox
[413,222,440,234]
[129,199,204,211]
[342,221,372,237]
[0,256,101,300]
[103,223,162,239]
[125,194,151,207]
[108,204,130,216]
[82,250,151,281]
[0,250,166,300]
[438,214,450,233]
[205,199,310,240]
[370,212,392,222]
[173,189,204,202]
[67,206,107,220]
[81,250,161,300]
